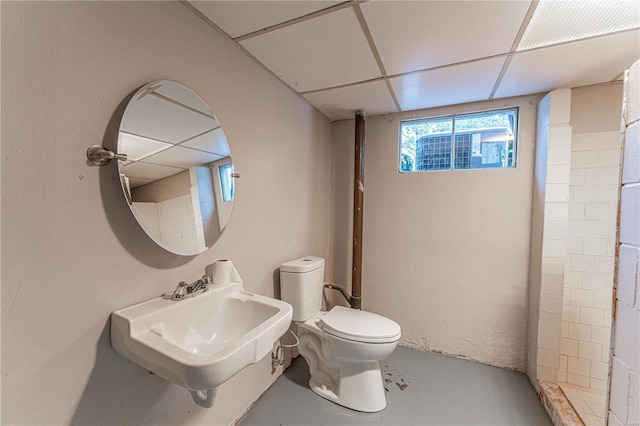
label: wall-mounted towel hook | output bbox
[86,145,128,166]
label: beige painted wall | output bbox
[1,2,331,425]
[330,94,542,370]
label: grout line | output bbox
[489,0,539,99]
[352,3,401,113]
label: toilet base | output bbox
[308,361,387,413]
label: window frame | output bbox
[398,106,520,174]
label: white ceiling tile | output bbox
[145,146,225,169]
[120,94,219,143]
[390,57,506,112]
[361,1,531,76]
[190,1,342,38]
[303,80,398,121]
[240,7,381,92]
[495,30,640,99]
[152,80,215,116]
[181,128,230,157]
[519,0,640,51]
[121,161,185,182]
[118,133,172,162]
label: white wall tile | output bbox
[594,220,617,238]
[541,293,563,314]
[541,274,564,295]
[544,220,568,240]
[538,347,561,369]
[579,341,603,361]
[543,238,566,258]
[585,167,612,185]
[566,237,584,255]
[544,183,568,203]
[570,254,595,272]
[591,325,611,345]
[570,288,594,306]
[596,184,620,203]
[568,203,585,220]
[542,256,565,275]
[573,185,599,202]
[538,365,559,382]
[593,290,612,309]
[571,168,586,185]
[587,131,613,150]
[539,311,562,333]
[561,338,579,356]
[582,273,608,291]
[594,255,615,274]
[565,271,583,288]
[545,202,569,221]
[572,133,588,151]
[550,125,573,145]
[585,202,618,222]
[622,121,640,184]
[618,245,639,306]
[610,358,630,424]
[548,145,572,165]
[590,378,608,393]
[568,356,591,376]
[613,303,640,369]
[539,330,560,351]
[563,304,581,323]
[620,184,640,245]
[574,150,600,168]
[567,372,591,388]
[628,371,639,425]
[591,360,609,380]
[547,164,571,184]
[599,148,622,167]
[583,237,609,256]
[559,354,568,371]
[580,306,605,326]
[569,322,592,341]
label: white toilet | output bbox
[280,256,401,412]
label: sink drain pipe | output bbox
[351,111,365,310]
[190,388,217,408]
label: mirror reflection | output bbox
[118,80,234,256]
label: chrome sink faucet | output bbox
[171,275,211,301]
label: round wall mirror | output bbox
[117,80,235,256]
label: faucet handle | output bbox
[171,281,189,301]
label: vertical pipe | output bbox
[351,111,365,310]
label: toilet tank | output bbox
[280,257,325,322]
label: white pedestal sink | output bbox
[111,281,293,407]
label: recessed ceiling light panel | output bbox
[518,0,640,51]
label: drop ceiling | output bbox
[187,0,640,121]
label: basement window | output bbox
[399,107,519,173]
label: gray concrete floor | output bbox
[241,346,552,426]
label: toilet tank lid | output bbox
[281,256,324,273]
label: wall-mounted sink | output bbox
[111,281,293,407]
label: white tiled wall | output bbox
[558,129,620,392]
[608,60,640,426]
[536,89,573,383]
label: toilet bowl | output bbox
[280,257,401,412]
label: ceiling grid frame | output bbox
[185,0,640,121]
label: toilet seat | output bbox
[318,306,401,343]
